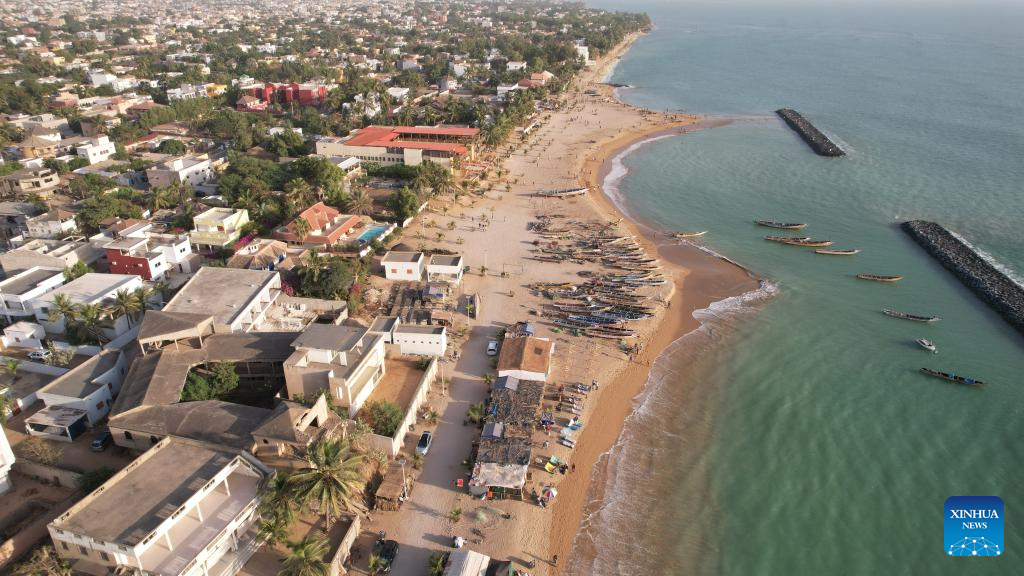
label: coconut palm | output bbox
[427,553,447,576]
[132,286,156,315]
[289,438,364,531]
[259,473,299,529]
[345,189,372,216]
[47,293,77,325]
[279,535,330,576]
[73,303,110,344]
[301,249,328,283]
[465,402,486,425]
[291,218,312,245]
[111,289,142,328]
[152,281,172,302]
[367,554,384,576]
[285,178,315,211]
[257,517,289,547]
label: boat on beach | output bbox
[782,238,833,247]
[815,248,860,255]
[916,339,937,353]
[882,309,941,322]
[919,368,984,387]
[857,273,903,282]
[756,220,807,230]
[535,187,588,198]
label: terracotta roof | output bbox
[496,336,553,376]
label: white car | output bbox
[486,340,499,356]
[28,349,51,361]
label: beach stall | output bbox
[375,461,412,511]
[444,548,491,576]
[470,436,533,500]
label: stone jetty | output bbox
[776,108,845,157]
[902,220,1024,336]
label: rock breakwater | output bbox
[776,108,845,157]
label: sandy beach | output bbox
[367,31,758,576]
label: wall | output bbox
[327,514,362,576]
[12,460,81,488]
[358,357,437,458]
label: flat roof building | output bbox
[163,268,281,333]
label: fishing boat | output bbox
[535,187,588,198]
[755,220,807,230]
[882,309,941,322]
[585,326,638,339]
[919,368,984,387]
[815,249,860,255]
[673,231,708,239]
[765,235,811,243]
[857,273,902,282]
[782,239,833,247]
[916,339,937,353]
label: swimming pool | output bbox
[357,225,390,244]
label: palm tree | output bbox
[289,438,364,531]
[47,293,77,325]
[367,554,384,576]
[285,178,315,211]
[111,289,142,328]
[301,249,328,283]
[3,358,19,378]
[74,303,110,345]
[132,286,156,315]
[257,518,289,547]
[259,473,299,530]
[345,189,372,216]
[427,553,447,576]
[466,402,486,424]
[291,218,312,245]
[279,535,330,576]
[152,281,172,302]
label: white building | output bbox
[381,251,425,281]
[427,254,464,284]
[25,209,78,239]
[163,267,281,333]
[146,153,213,189]
[506,61,527,72]
[2,321,47,349]
[76,135,117,165]
[189,207,250,251]
[392,324,448,357]
[0,427,14,494]
[284,324,387,416]
[32,273,143,339]
[48,438,271,576]
[35,350,127,429]
[496,336,554,382]
[0,266,65,322]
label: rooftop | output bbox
[0,267,63,296]
[33,273,139,307]
[163,267,277,328]
[291,323,367,352]
[428,254,463,267]
[38,350,120,399]
[394,324,446,335]
[381,251,423,263]
[496,336,553,376]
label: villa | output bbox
[273,202,360,248]
[189,207,250,251]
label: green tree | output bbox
[279,535,330,576]
[345,188,373,216]
[290,438,364,530]
[75,466,116,492]
[10,545,71,576]
[63,261,92,282]
[386,187,420,221]
[47,293,78,324]
[154,139,187,155]
[360,400,403,436]
[291,217,312,244]
[427,553,448,576]
[466,402,486,424]
[111,289,142,327]
[180,362,239,401]
[72,303,110,344]
[367,555,384,576]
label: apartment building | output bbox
[146,153,213,189]
[162,267,280,334]
[32,273,143,338]
[283,324,387,416]
[25,208,77,239]
[0,167,61,199]
[34,350,128,429]
[0,238,104,274]
[0,266,65,322]
[315,125,479,168]
[75,135,117,165]
[189,207,249,251]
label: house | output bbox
[325,155,363,179]
[0,167,61,199]
[236,94,268,112]
[32,273,143,339]
[506,61,527,71]
[48,437,271,576]
[190,207,250,251]
[381,251,425,281]
[145,153,213,188]
[18,134,59,159]
[0,266,65,322]
[0,202,36,245]
[246,82,328,106]
[496,336,554,381]
[444,549,491,576]
[250,395,343,457]
[316,125,479,168]
[392,324,447,357]
[0,427,13,494]
[427,254,464,284]
[75,135,117,165]
[2,320,47,349]
[226,239,304,271]
[104,236,167,280]
[283,324,387,416]
[273,202,360,248]
[0,238,104,275]
[162,267,281,333]
[26,208,77,239]
[33,350,128,431]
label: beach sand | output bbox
[370,32,758,576]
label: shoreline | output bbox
[546,31,761,574]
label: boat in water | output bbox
[672,230,707,239]
[882,309,941,322]
[765,235,810,243]
[916,339,937,353]
[755,220,807,230]
[815,248,860,255]
[919,368,984,387]
[857,273,903,282]
[783,238,833,247]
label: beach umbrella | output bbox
[543,487,558,500]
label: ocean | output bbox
[571,2,1024,575]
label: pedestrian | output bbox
[553,554,559,566]
[571,463,576,472]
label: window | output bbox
[100,552,110,562]
[150,435,159,444]
[124,431,133,440]
[60,541,69,551]
[79,546,88,556]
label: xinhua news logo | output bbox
[945,496,1003,557]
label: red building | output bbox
[247,82,328,107]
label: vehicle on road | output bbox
[90,430,112,452]
[28,349,52,361]
[416,431,433,456]
[486,339,499,356]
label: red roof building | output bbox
[273,202,361,247]
[314,125,480,168]
[247,82,328,107]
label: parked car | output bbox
[28,349,51,361]
[90,430,112,452]
[373,538,399,573]
[486,340,499,356]
[415,431,433,456]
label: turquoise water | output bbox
[357,224,389,243]
[573,2,1024,575]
